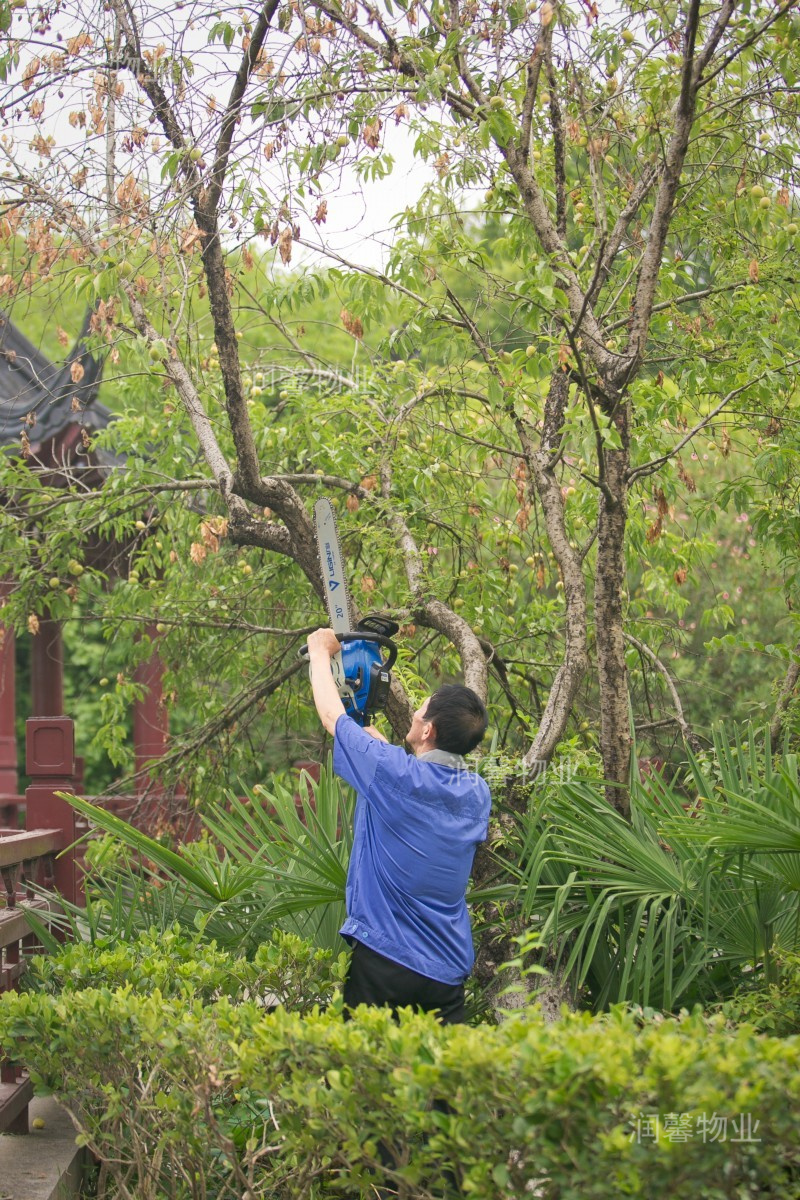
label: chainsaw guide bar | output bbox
[307,498,399,725]
[315,497,354,636]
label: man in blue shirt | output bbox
[307,628,491,1024]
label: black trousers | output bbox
[343,939,466,1025]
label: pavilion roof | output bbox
[0,307,109,456]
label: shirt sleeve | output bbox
[333,713,408,798]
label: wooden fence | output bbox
[0,717,81,1136]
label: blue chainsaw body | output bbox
[337,624,398,725]
[340,638,387,726]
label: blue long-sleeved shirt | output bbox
[333,714,492,984]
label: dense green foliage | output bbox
[2,967,798,1199]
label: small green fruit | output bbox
[759,196,771,209]
[118,260,134,279]
[48,576,60,589]
[621,28,634,44]
[189,147,203,162]
[99,677,109,687]
[155,623,167,633]
[787,223,798,235]
[68,559,84,575]
[489,96,505,109]
[336,134,349,147]
[525,344,536,358]
[750,184,765,198]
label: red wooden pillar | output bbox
[133,628,168,797]
[0,579,17,801]
[30,610,64,719]
[25,717,80,907]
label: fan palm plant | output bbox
[38,758,354,956]
[479,726,800,1012]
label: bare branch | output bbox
[624,632,701,752]
[627,359,800,485]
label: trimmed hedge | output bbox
[2,950,799,1199]
[22,926,348,1010]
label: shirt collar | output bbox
[418,748,468,771]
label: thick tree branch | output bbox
[205,0,281,215]
[545,31,567,240]
[621,0,732,385]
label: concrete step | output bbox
[0,1096,86,1199]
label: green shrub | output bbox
[717,953,800,1037]
[1,983,798,1199]
[23,926,349,1011]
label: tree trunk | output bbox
[594,408,631,816]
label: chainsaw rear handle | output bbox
[299,630,397,670]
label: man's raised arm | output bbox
[307,628,346,736]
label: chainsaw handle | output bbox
[298,632,397,670]
[338,631,398,670]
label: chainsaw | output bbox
[301,498,399,726]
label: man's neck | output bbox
[417,746,468,770]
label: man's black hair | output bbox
[424,685,489,756]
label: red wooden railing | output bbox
[0,717,80,1136]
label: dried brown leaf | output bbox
[362,118,382,150]
[340,308,363,339]
[278,225,293,265]
[22,58,41,92]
